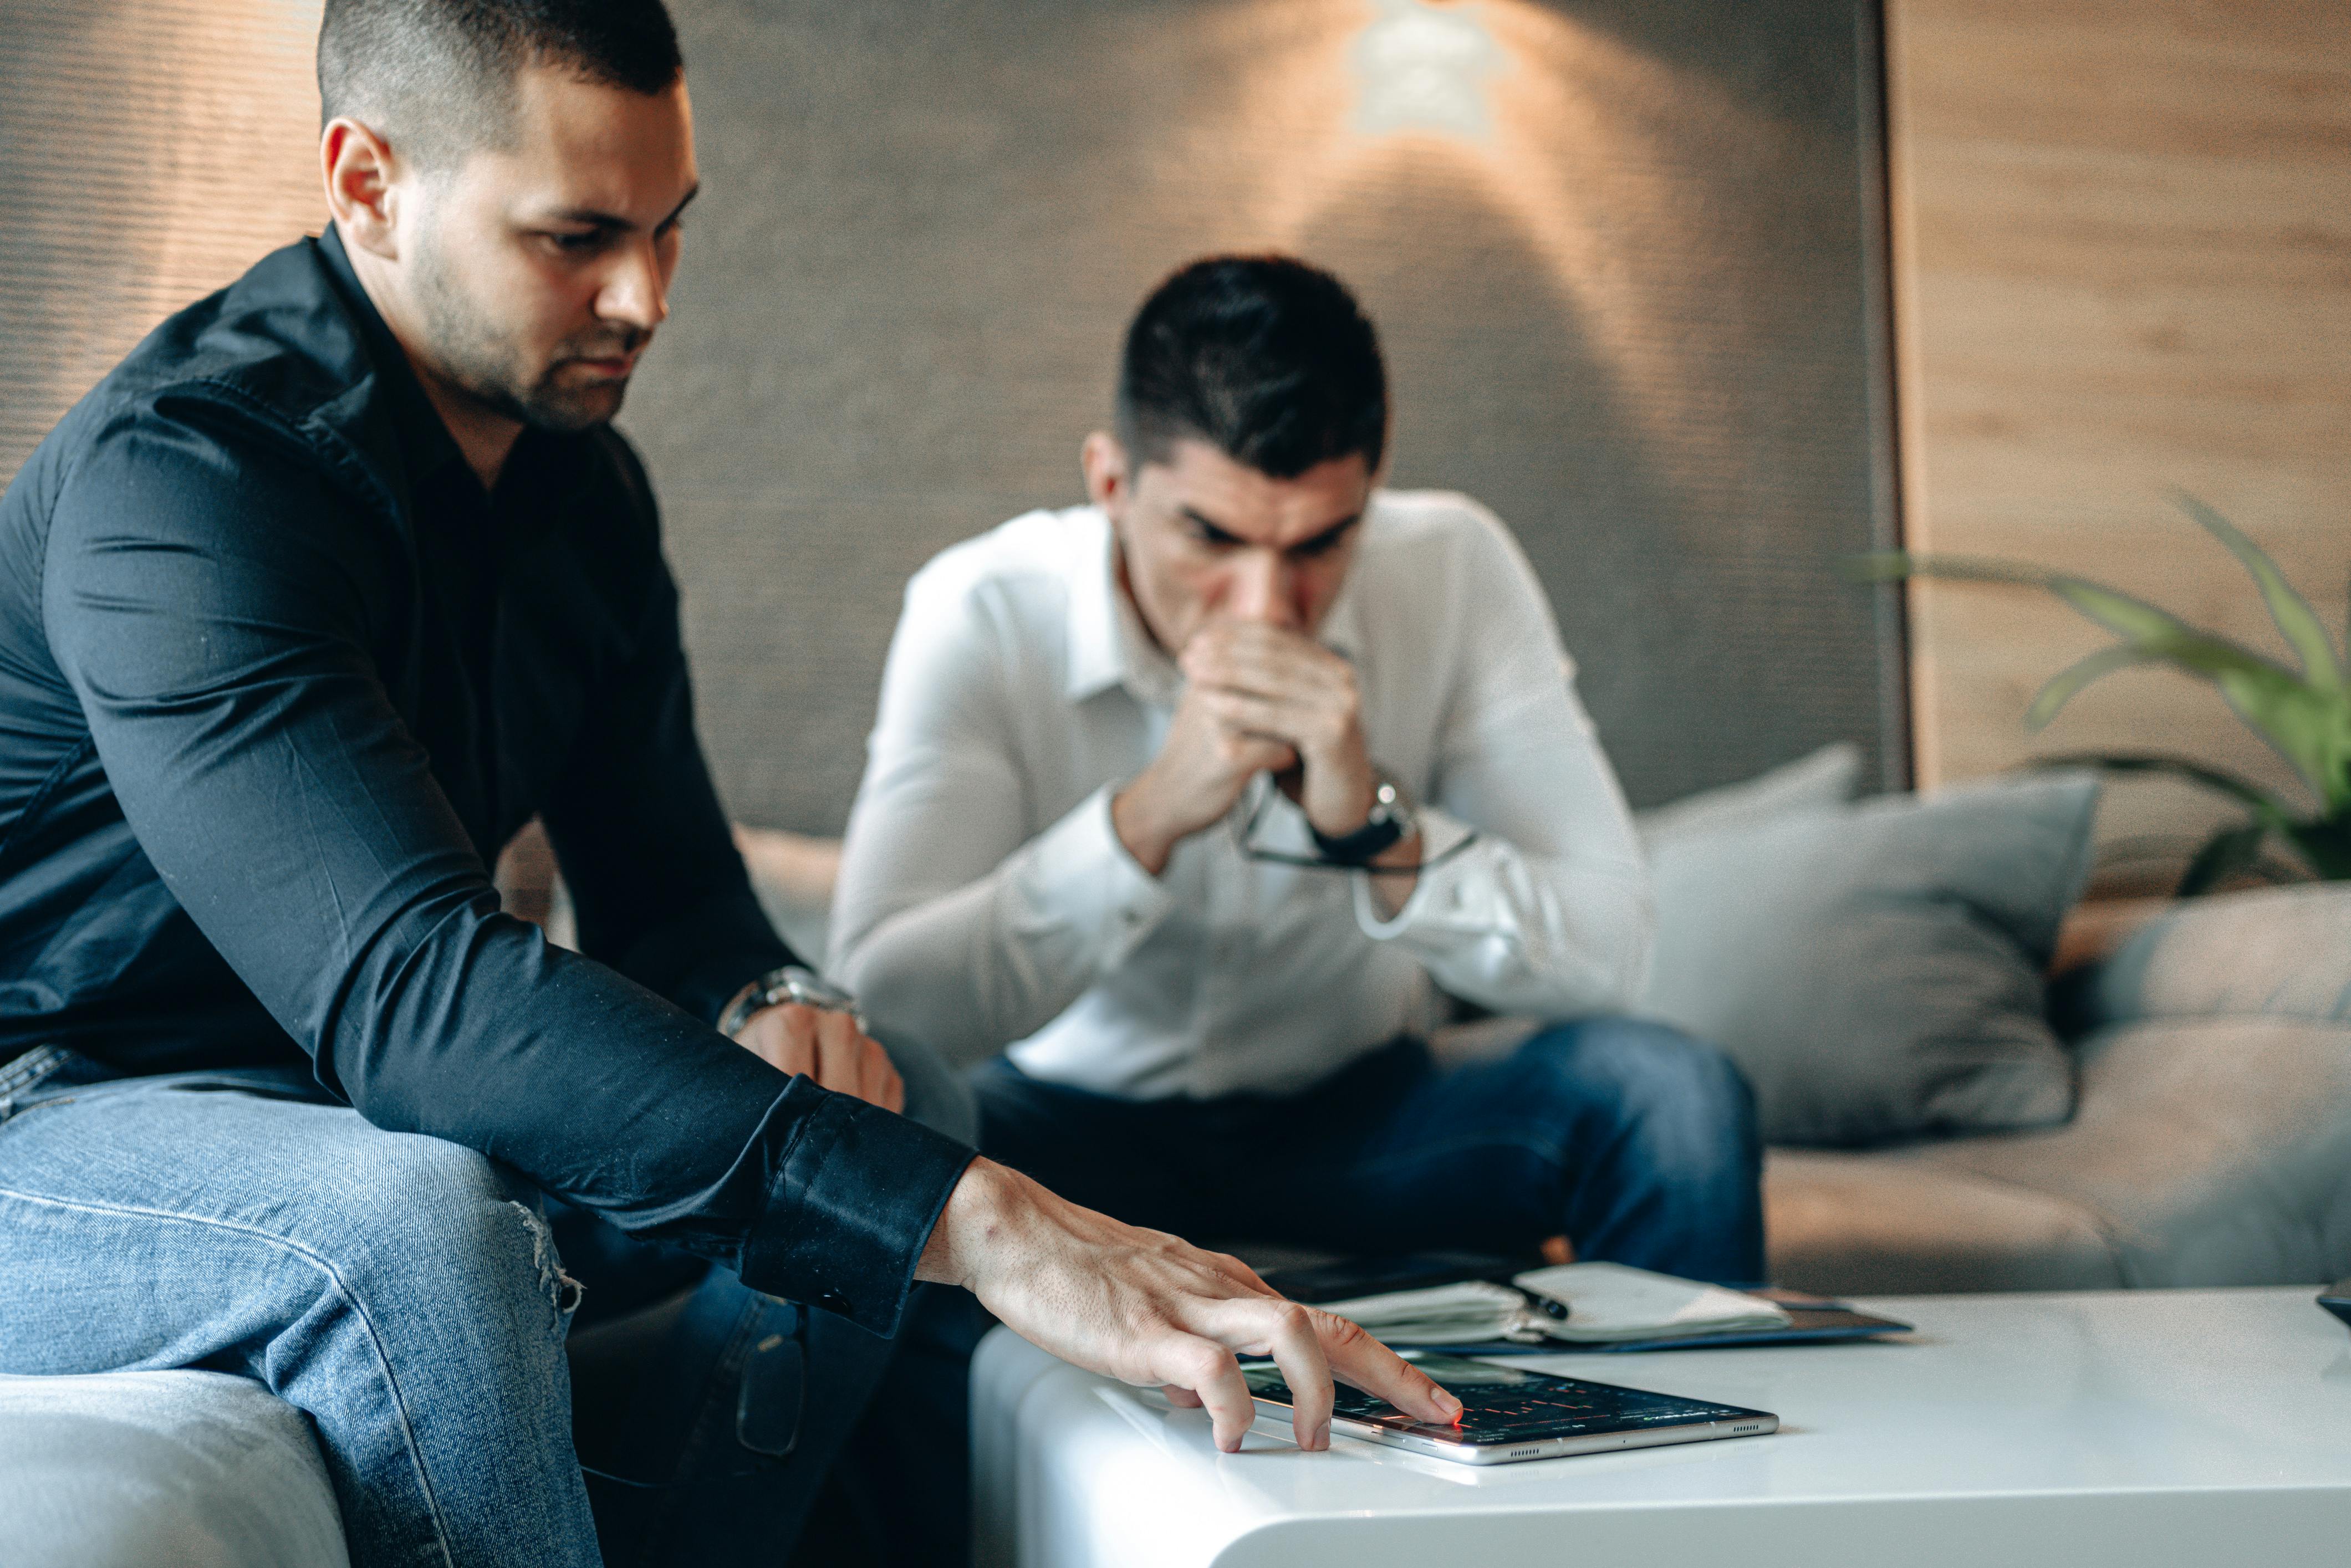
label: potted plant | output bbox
[1856,494,2350,894]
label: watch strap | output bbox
[1309,814,1406,866]
[1309,774,1415,866]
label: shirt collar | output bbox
[1062,503,1372,706]
[317,223,472,494]
[1064,509,1183,705]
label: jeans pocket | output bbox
[0,1046,117,1125]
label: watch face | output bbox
[779,967,860,1015]
[1369,770,1417,824]
[724,966,869,1040]
[785,980,849,1012]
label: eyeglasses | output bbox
[1230,775,1481,877]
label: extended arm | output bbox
[43,408,963,1331]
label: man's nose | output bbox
[1226,550,1299,627]
[599,238,670,334]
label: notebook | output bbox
[1267,1253,1912,1354]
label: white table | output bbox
[972,1287,2351,1567]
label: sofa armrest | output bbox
[2067,883,2351,1032]
[0,1371,349,1567]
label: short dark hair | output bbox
[318,0,683,169]
[1116,256,1389,480]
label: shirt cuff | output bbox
[1010,784,1179,969]
[1352,805,1480,943]
[740,1081,976,1336]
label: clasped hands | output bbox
[1114,618,1419,896]
[726,616,1460,1452]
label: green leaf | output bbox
[2027,752,2296,821]
[2159,636,2350,804]
[1890,552,2350,805]
[2025,646,2163,729]
[2176,821,2268,896]
[1874,551,2260,655]
[2170,491,2343,690]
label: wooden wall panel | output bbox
[1886,0,2351,885]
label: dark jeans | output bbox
[975,1018,1766,1284]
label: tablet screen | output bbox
[1242,1352,1767,1444]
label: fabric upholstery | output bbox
[1640,772,2100,1146]
[1771,884,2351,1294]
[0,1370,348,1568]
[1764,1147,2123,1293]
[2067,880,2351,1031]
[736,791,2351,1300]
[1634,740,1862,844]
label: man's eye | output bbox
[1292,530,1354,560]
[545,231,605,253]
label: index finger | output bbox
[1310,1309,1463,1427]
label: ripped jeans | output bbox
[0,1045,977,1568]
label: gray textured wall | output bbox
[636,0,1903,830]
[0,0,1902,835]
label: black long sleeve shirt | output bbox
[0,228,970,1332]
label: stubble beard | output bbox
[410,235,645,435]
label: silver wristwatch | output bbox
[718,964,868,1038]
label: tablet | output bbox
[1242,1351,1778,1465]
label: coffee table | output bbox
[972,1286,2351,1567]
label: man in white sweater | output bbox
[833,256,1761,1281]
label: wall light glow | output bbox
[1195,0,1811,519]
[1351,0,1501,140]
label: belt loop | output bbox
[0,1045,70,1121]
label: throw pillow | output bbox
[1635,742,1863,845]
[1639,771,2100,1147]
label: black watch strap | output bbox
[1310,813,1406,866]
[1309,772,1416,866]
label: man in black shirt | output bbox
[0,3,1456,1564]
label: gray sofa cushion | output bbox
[1635,742,1863,844]
[1640,771,2100,1147]
[0,1370,347,1568]
[1770,1009,2351,1293]
[1769,883,2351,1293]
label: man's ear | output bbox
[1080,431,1129,515]
[322,117,405,261]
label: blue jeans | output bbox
[0,1040,977,1568]
[973,1019,1765,1284]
